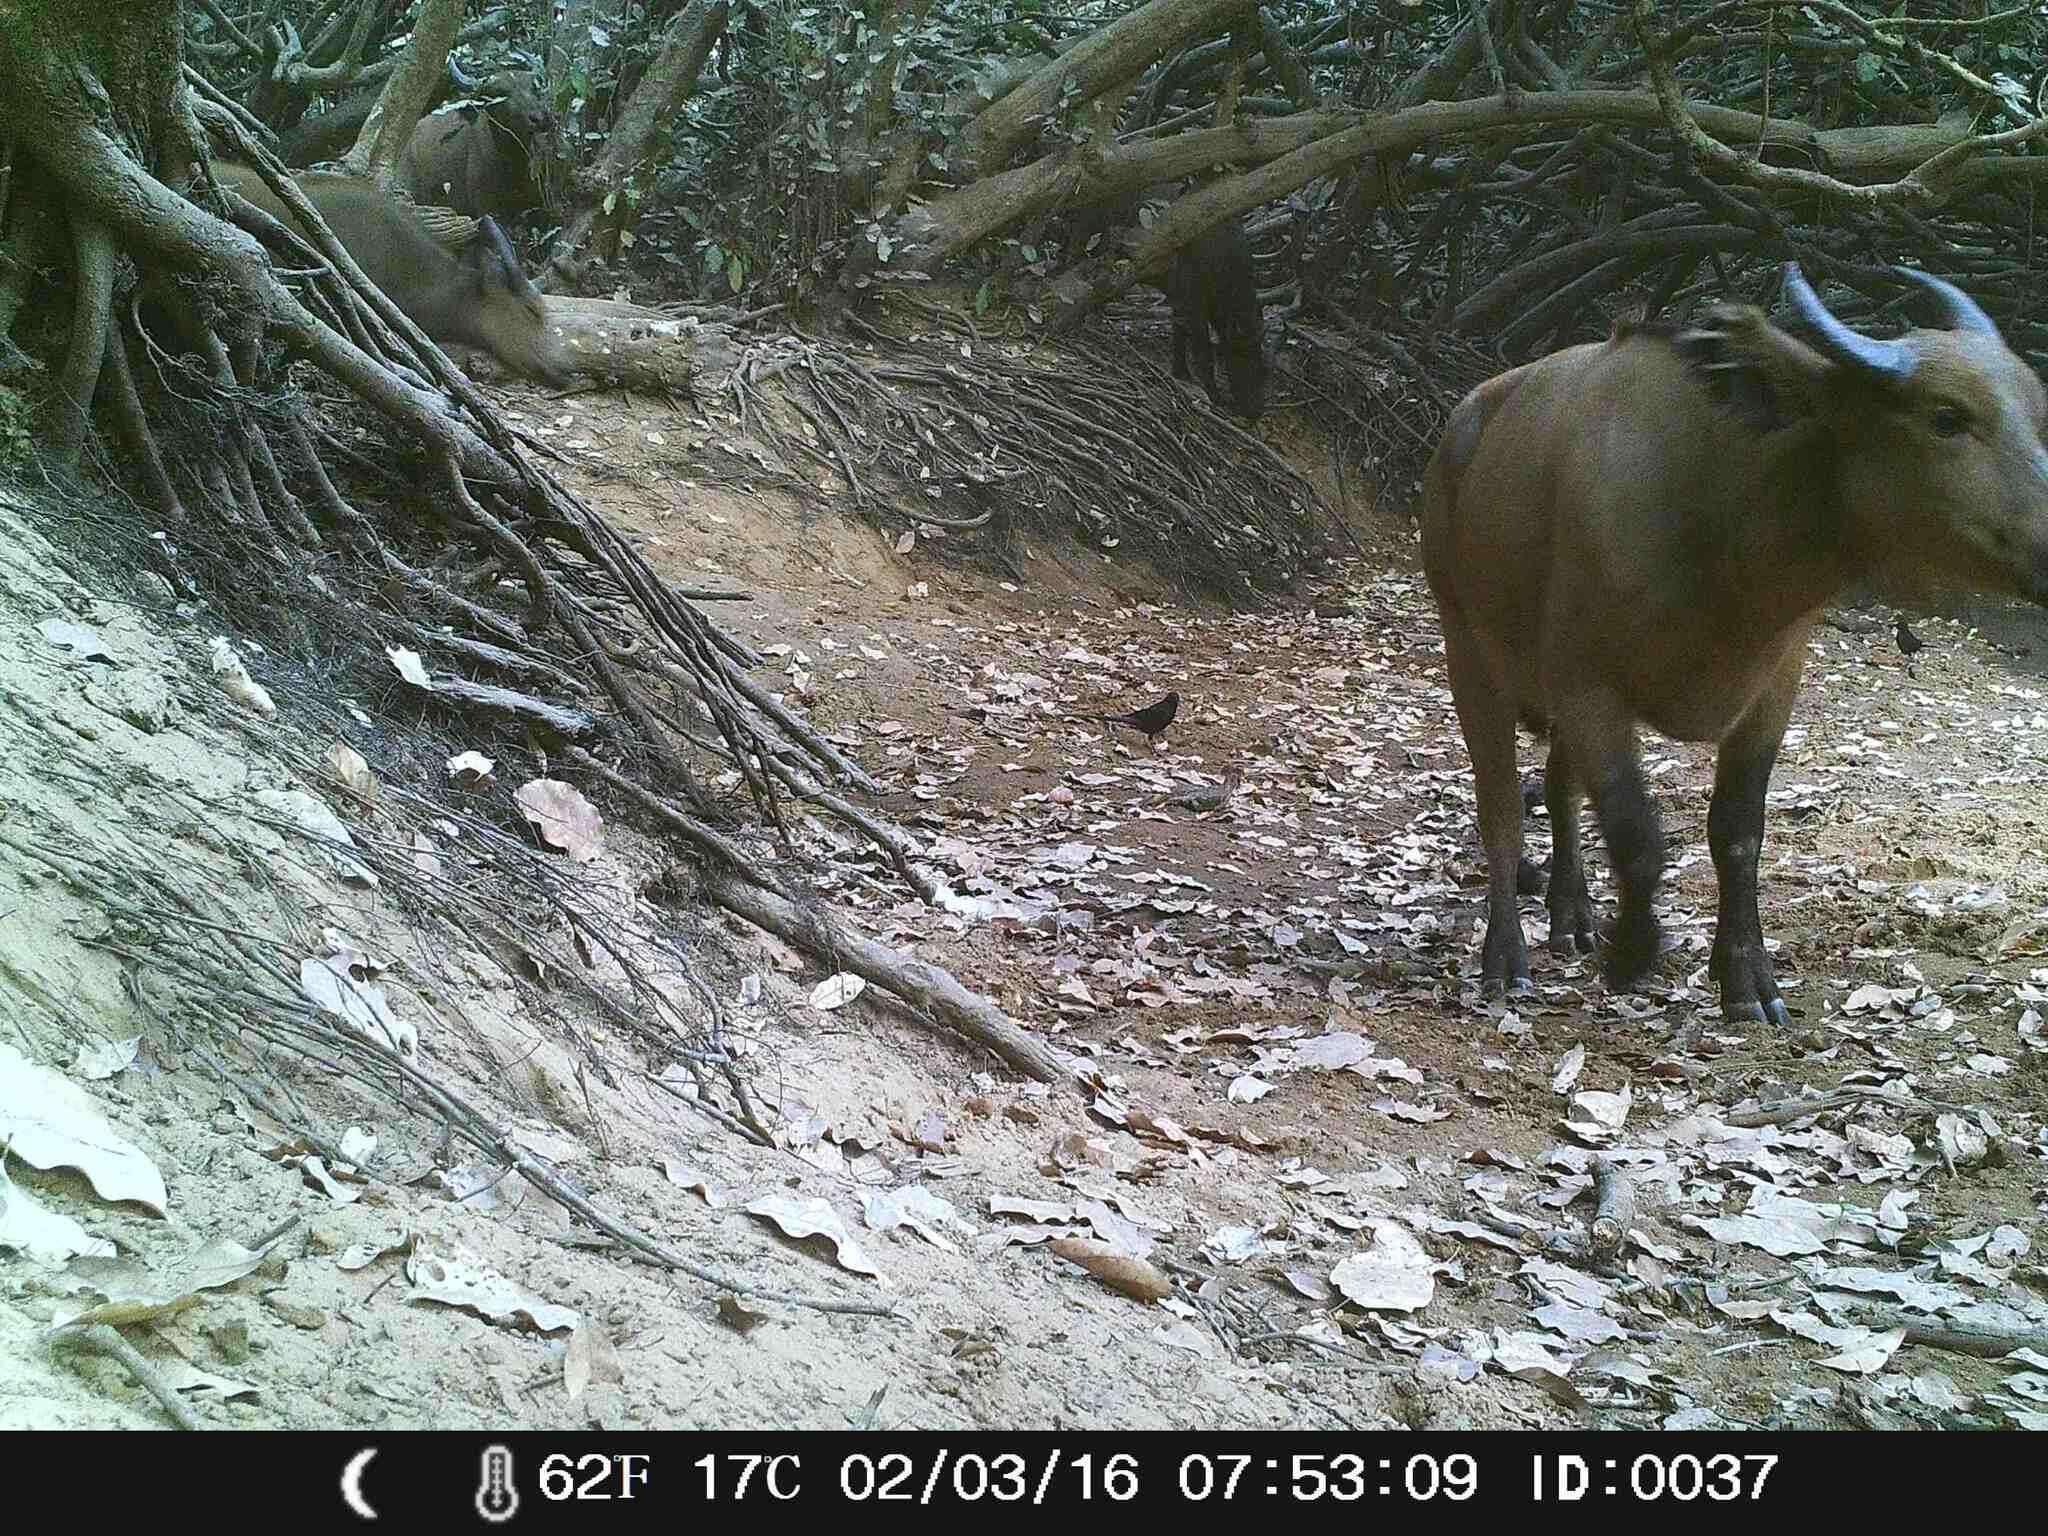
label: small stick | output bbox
[1588,1157,1634,1262]
[49,1324,204,1431]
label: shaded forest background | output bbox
[236,5,2048,329]
[2,0,2044,896]
[2,0,2046,1097]
[150,1,2048,353]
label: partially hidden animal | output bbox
[1164,219,1266,421]
[1421,263,2048,1025]
[211,163,570,384]
[394,72,556,221]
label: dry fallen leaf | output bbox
[446,750,496,784]
[299,940,417,1058]
[0,1157,115,1263]
[659,1160,726,1208]
[716,1294,767,1334]
[745,1195,882,1278]
[809,972,867,1011]
[1048,1237,1170,1302]
[69,1036,139,1082]
[0,1040,168,1216]
[323,742,378,802]
[209,636,276,715]
[38,619,115,661]
[564,1320,624,1401]
[514,778,605,862]
[405,1246,579,1333]
[252,789,378,886]
[387,646,431,687]
[336,1232,412,1271]
[862,1185,976,1254]
[1330,1221,1436,1313]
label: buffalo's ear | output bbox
[1675,303,1830,430]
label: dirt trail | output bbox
[2,377,2044,1432]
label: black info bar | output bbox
[4,1431,2010,1522]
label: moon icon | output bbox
[341,1449,379,1521]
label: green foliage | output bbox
[181,1,2048,343]
[0,387,33,474]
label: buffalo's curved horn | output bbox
[1891,266,2001,339]
[1781,262,1914,379]
[476,216,522,274]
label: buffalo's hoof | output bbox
[1715,945,1790,1029]
[1548,891,1595,956]
[1723,996,1793,1028]
[1481,974,1534,1001]
[1601,909,1661,990]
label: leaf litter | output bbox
[765,556,2048,1426]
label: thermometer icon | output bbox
[475,1445,519,1523]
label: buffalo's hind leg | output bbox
[1515,772,1547,894]
[1442,617,1531,996]
[1709,663,1799,1027]
[1542,740,1595,956]
[1557,689,1665,989]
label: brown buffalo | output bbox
[1422,263,2048,1024]
[394,73,555,222]
[213,163,570,384]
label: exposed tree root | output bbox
[725,320,1332,600]
[0,11,1072,1327]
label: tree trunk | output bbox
[547,0,729,281]
[342,0,460,182]
[955,0,1256,180]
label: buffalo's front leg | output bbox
[1560,691,1665,989]
[1709,670,1798,1026]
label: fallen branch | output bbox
[545,295,740,394]
[1847,1314,2048,1360]
[699,866,1072,1084]
[48,1324,204,1431]
[1587,1156,1634,1263]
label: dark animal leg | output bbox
[1562,692,1664,989]
[1171,321,1192,382]
[1709,670,1797,1027]
[1543,739,1595,955]
[1189,318,1219,403]
[1516,770,1548,893]
[1443,617,1530,995]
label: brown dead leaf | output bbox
[715,1294,767,1334]
[323,742,378,803]
[1049,1237,1171,1302]
[563,1320,624,1401]
[514,778,605,862]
